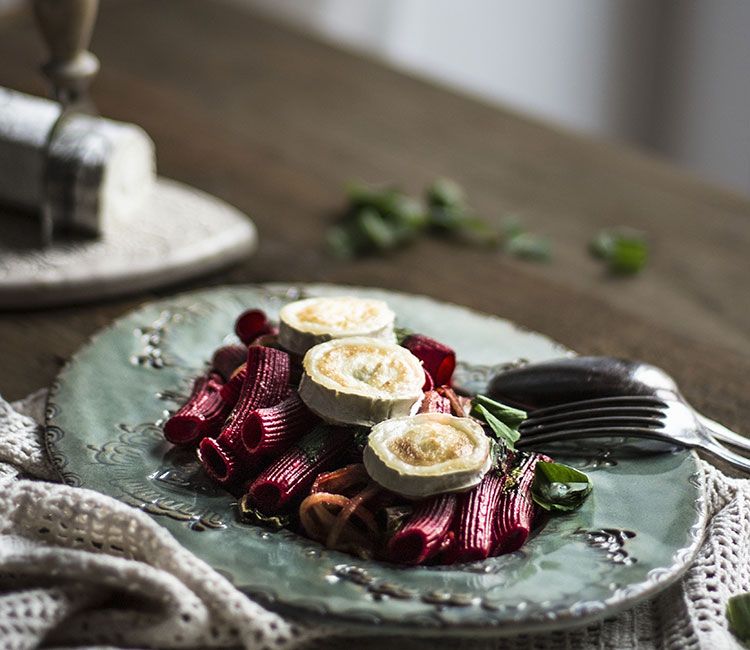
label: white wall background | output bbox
[243,0,750,197]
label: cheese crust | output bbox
[279,296,395,355]
[363,413,492,498]
[299,336,424,426]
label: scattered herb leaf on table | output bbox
[590,227,648,275]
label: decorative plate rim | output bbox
[43,282,708,637]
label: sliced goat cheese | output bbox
[299,336,424,426]
[363,413,492,498]
[278,296,395,355]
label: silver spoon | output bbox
[486,356,750,452]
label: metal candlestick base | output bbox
[0,178,257,309]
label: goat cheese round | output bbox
[298,336,424,426]
[363,413,492,498]
[278,296,395,355]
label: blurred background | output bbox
[240,0,749,196]
[0,0,747,410]
[1,0,748,196]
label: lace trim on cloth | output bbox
[0,391,747,650]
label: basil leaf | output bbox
[498,216,551,262]
[609,237,648,274]
[387,197,427,231]
[531,461,593,512]
[426,179,499,245]
[426,177,466,209]
[727,593,750,643]
[473,403,520,450]
[590,228,648,275]
[355,207,399,251]
[429,207,499,246]
[505,232,552,261]
[471,394,527,428]
[346,183,402,215]
[347,183,427,230]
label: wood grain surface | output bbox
[0,0,748,454]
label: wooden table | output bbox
[0,0,748,450]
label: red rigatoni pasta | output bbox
[430,529,458,565]
[220,364,246,408]
[242,392,319,457]
[494,452,547,554]
[247,425,351,514]
[234,308,276,345]
[217,346,290,461]
[163,373,230,445]
[387,493,457,565]
[211,345,248,382]
[198,436,242,486]
[401,334,456,387]
[454,471,505,562]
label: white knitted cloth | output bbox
[0,390,748,650]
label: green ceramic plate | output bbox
[45,284,706,637]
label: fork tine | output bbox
[521,406,665,429]
[526,396,669,419]
[520,415,665,437]
[516,426,675,448]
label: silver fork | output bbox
[516,395,750,473]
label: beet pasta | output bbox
[161,299,591,565]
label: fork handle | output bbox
[698,435,750,474]
[697,414,750,453]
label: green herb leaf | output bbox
[347,183,427,230]
[355,207,398,251]
[471,394,527,427]
[498,216,551,262]
[346,183,401,215]
[427,205,465,231]
[426,177,466,209]
[388,195,428,231]
[590,228,648,275]
[473,403,520,450]
[728,593,750,644]
[329,183,428,258]
[505,232,552,261]
[531,461,593,512]
[426,179,499,246]
[471,395,527,451]
[330,179,530,258]
[393,326,414,345]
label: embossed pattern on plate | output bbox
[45,284,706,637]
